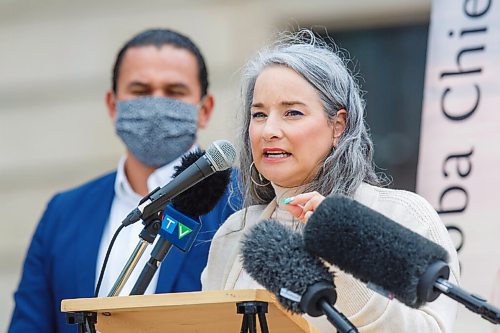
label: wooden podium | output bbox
[61,289,320,333]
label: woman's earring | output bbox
[249,161,270,187]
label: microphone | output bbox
[241,219,358,333]
[130,149,232,295]
[303,195,500,324]
[122,139,236,226]
[159,148,231,252]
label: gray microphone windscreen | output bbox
[241,219,334,313]
[304,195,448,308]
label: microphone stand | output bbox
[129,237,173,295]
[108,213,162,297]
[434,279,500,324]
[318,299,358,333]
[301,282,358,333]
[419,261,500,324]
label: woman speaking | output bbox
[202,30,459,333]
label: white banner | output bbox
[417,0,500,331]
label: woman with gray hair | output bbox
[202,30,459,332]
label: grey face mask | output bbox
[115,96,199,168]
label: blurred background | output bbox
[0,0,445,330]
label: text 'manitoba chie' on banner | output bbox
[417,0,500,330]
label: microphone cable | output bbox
[94,224,125,297]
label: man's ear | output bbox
[197,94,215,129]
[332,109,347,147]
[106,90,117,122]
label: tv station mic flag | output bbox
[417,0,500,331]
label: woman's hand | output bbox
[282,191,325,223]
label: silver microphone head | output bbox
[205,140,236,171]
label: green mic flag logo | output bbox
[178,223,193,239]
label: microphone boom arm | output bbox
[318,299,359,333]
[434,279,500,324]
[300,281,358,333]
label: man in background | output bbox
[8,28,240,333]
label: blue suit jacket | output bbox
[8,171,240,333]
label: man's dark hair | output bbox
[112,28,209,97]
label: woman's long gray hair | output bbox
[238,30,382,207]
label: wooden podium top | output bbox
[61,289,319,333]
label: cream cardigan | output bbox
[201,183,460,333]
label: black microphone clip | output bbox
[121,186,162,226]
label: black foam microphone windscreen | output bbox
[241,220,359,332]
[303,195,448,308]
[241,219,334,314]
[170,148,231,217]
